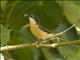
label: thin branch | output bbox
[49,24,76,39]
[0,40,80,51]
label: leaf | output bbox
[0,24,11,46]
[62,1,80,27]
[58,45,80,60]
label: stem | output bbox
[0,40,80,51]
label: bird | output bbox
[24,14,76,42]
[24,14,78,60]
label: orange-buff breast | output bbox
[30,24,49,40]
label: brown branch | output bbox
[0,40,80,51]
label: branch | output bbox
[0,40,80,51]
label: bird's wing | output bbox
[39,25,50,33]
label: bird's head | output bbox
[24,14,40,24]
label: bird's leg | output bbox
[33,38,44,48]
[49,37,60,43]
[33,37,60,48]
[33,40,41,48]
[41,37,60,44]
[39,37,60,44]
[56,37,60,43]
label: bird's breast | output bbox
[30,24,49,40]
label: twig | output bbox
[49,24,76,38]
[0,40,80,51]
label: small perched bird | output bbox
[24,14,78,60]
[24,14,76,41]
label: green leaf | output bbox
[61,1,80,27]
[0,24,11,46]
[58,45,80,60]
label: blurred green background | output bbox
[0,1,80,60]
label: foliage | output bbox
[1,1,80,60]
